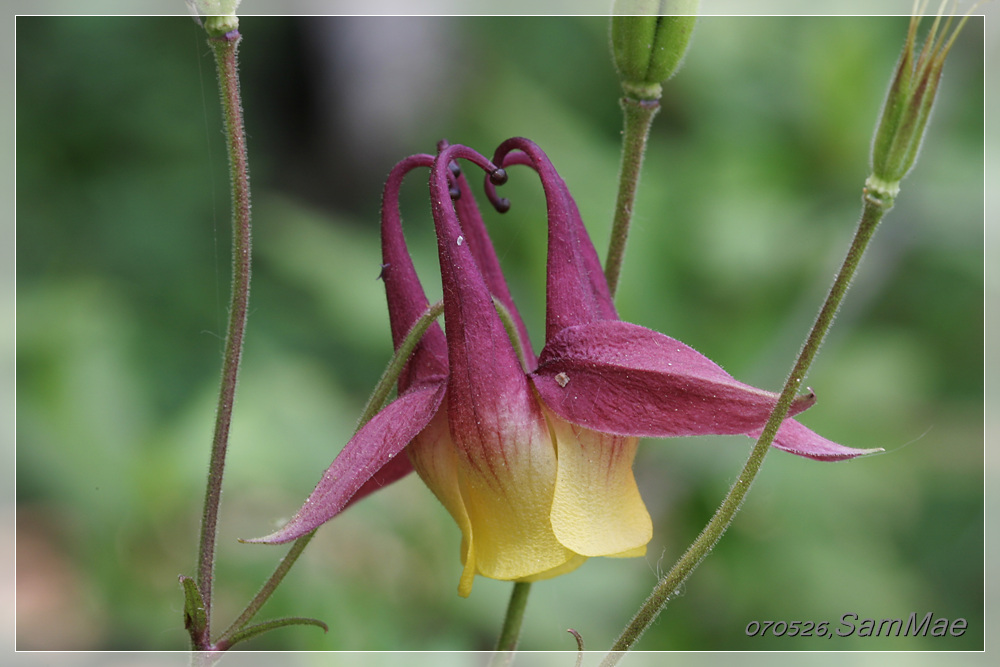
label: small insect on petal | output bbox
[555,372,570,388]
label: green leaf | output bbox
[179,575,208,647]
[219,617,330,650]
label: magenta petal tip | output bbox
[766,418,885,461]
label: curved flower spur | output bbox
[250,138,880,597]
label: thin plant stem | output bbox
[215,531,316,646]
[358,300,445,428]
[491,582,533,666]
[493,296,530,372]
[601,190,893,662]
[605,97,660,298]
[214,300,446,646]
[194,28,251,647]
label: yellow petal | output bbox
[454,406,580,583]
[517,552,588,582]
[607,544,648,558]
[547,408,653,557]
[409,393,582,594]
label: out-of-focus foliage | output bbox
[16,16,982,650]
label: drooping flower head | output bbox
[251,138,880,597]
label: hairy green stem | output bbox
[605,97,660,298]
[491,582,533,665]
[214,300,446,647]
[194,29,250,648]
[601,189,892,661]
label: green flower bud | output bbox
[611,0,698,101]
[186,0,241,36]
[868,5,975,199]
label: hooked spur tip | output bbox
[489,167,508,186]
[493,197,511,213]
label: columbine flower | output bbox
[252,138,879,597]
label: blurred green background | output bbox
[15,15,983,651]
